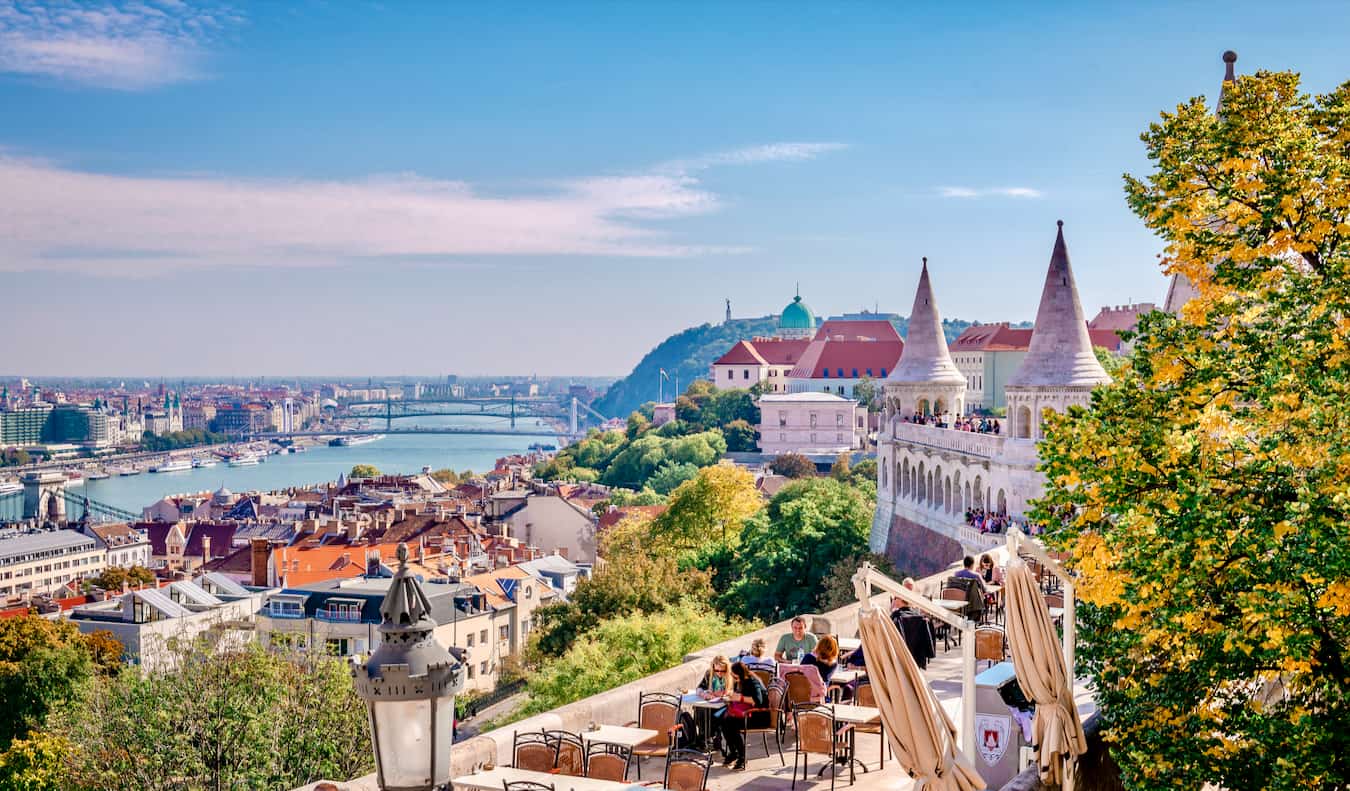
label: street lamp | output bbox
[353,543,464,790]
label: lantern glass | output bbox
[373,698,432,788]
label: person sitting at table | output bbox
[978,554,1004,585]
[698,655,732,698]
[954,555,988,593]
[737,637,774,668]
[800,634,840,684]
[773,615,818,663]
[718,662,769,771]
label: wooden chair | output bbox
[584,741,632,782]
[511,731,557,773]
[783,670,815,710]
[544,730,585,777]
[659,748,712,791]
[626,691,683,779]
[852,681,887,769]
[1044,591,1064,609]
[504,782,554,791]
[740,677,786,765]
[792,704,854,791]
[975,626,1008,670]
[750,668,774,687]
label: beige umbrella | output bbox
[857,607,985,791]
[1004,559,1087,790]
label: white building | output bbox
[0,527,106,598]
[756,392,866,456]
[872,223,1110,575]
[84,522,152,569]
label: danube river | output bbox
[60,414,557,517]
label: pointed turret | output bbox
[888,258,965,385]
[1007,222,1110,388]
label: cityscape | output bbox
[1,3,1347,791]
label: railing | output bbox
[267,607,306,619]
[888,420,1033,461]
[316,610,363,623]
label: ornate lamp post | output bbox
[354,543,464,790]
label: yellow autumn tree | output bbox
[1033,69,1350,789]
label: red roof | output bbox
[951,324,1034,352]
[813,319,901,343]
[713,340,769,366]
[789,339,904,379]
[951,323,1123,352]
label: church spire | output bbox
[1008,222,1110,388]
[888,257,965,385]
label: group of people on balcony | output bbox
[901,412,1002,434]
[966,507,1018,534]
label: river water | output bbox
[17,414,556,518]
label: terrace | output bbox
[297,541,1095,791]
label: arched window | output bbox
[1017,406,1033,439]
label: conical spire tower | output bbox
[884,258,967,417]
[1007,222,1109,388]
[1005,222,1110,439]
[890,258,966,385]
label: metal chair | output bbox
[544,730,585,777]
[660,748,712,791]
[503,782,554,791]
[853,681,887,769]
[511,731,557,773]
[626,691,683,779]
[739,677,786,765]
[975,626,1008,670]
[791,704,855,791]
[584,741,633,782]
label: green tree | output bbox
[0,616,95,750]
[650,465,762,549]
[84,566,155,592]
[769,452,817,479]
[816,552,902,613]
[721,479,874,622]
[1034,69,1350,789]
[625,412,650,440]
[852,377,882,412]
[647,461,700,495]
[517,600,752,720]
[0,731,72,791]
[849,457,877,488]
[348,463,380,479]
[52,637,371,791]
[721,419,758,453]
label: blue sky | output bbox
[3,1,1348,377]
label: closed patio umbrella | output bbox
[1004,559,1086,790]
[857,607,985,791]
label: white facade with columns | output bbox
[871,224,1111,567]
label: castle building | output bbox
[871,222,1111,574]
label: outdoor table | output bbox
[581,724,659,749]
[830,668,864,685]
[837,636,861,652]
[452,765,636,791]
[828,704,884,781]
[1048,606,1065,622]
[680,692,727,753]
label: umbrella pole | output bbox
[961,623,976,765]
[1064,581,1076,680]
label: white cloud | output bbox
[657,142,847,174]
[939,186,1043,199]
[0,1,238,89]
[0,142,841,275]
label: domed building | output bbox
[777,292,817,339]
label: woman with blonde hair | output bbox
[698,655,732,697]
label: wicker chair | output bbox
[626,691,683,779]
[659,748,712,791]
[511,731,557,773]
[792,704,854,791]
[782,670,815,710]
[544,730,585,777]
[739,677,786,765]
[975,626,1008,670]
[584,741,632,782]
[853,681,887,769]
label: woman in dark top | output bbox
[718,662,768,770]
[800,634,839,683]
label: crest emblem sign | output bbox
[975,713,1012,767]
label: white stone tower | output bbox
[884,257,967,418]
[1005,221,1111,440]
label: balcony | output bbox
[316,610,363,623]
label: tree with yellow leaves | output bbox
[1034,68,1350,789]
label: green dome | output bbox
[780,295,816,330]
